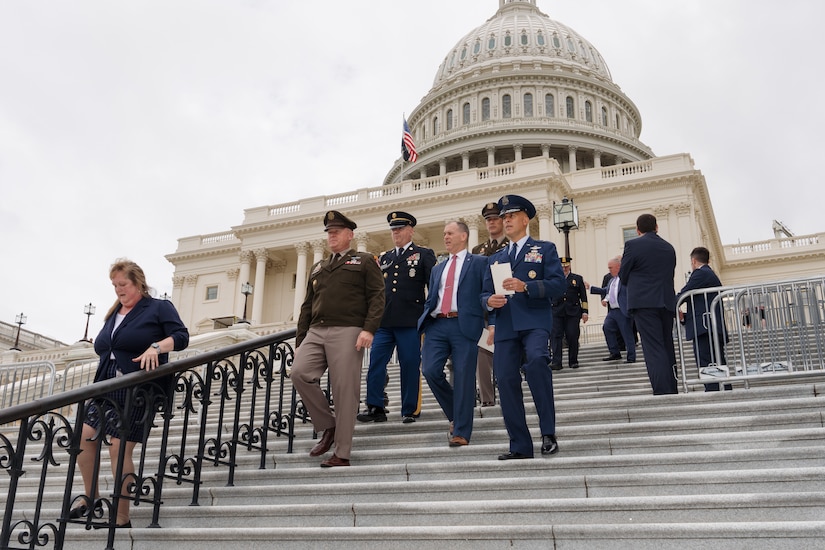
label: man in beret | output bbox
[358,211,436,424]
[471,202,509,407]
[482,194,566,460]
[550,257,589,369]
[291,210,385,467]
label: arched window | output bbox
[566,96,575,118]
[446,109,453,130]
[473,40,481,55]
[566,38,576,53]
[482,98,491,121]
[520,31,529,46]
[502,94,512,118]
[460,46,467,60]
[463,102,471,125]
[488,35,496,50]
[552,34,561,48]
[433,116,439,135]
[524,93,533,117]
[545,93,555,117]
[504,32,512,47]
[537,32,545,46]
[601,106,608,126]
[615,113,620,129]
[585,101,592,122]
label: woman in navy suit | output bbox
[72,259,189,527]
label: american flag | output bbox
[402,118,418,163]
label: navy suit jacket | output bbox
[93,296,189,380]
[590,275,630,317]
[618,232,677,313]
[481,237,566,340]
[677,264,725,340]
[418,252,487,342]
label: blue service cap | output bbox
[497,194,537,219]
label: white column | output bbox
[461,151,470,171]
[593,149,602,168]
[514,143,523,162]
[486,147,496,167]
[568,145,578,172]
[439,157,447,176]
[251,248,268,325]
[536,204,553,242]
[354,232,370,253]
[311,239,326,264]
[293,242,309,321]
[237,250,253,319]
[467,216,481,250]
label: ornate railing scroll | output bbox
[0,328,298,550]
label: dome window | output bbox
[601,106,608,126]
[502,94,512,118]
[463,102,471,125]
[482,97,491,121]
[473,40,481,55]
[488,35,496,51]
[552,34,561,49]
[566,96,575,119]
[433,116,440,134]
[520,31,529,46]
[524,93,534,117]
[460,46,467,60]
[504,32,512,47]
[545,93,555,117]
[447,109,454,131]
[585,100,593,122]
[537,31,545,46]
[566,38,576,53]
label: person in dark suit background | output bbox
[75,259,189,528]
[482,194,567,459]
[358,211,436,424]
[677,246,731,392]
[419,220,487,447]
[589,256,636,363]
[471,202,509,406]
[291,210,385,467]
[549,257,588,369]
[618,213,678,395]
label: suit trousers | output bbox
[365,327,423,416]
[291,325,364,460]
[476,348,496,405]
[494,328,556,456]
[604,308,636,361]
[632,308,678,395]
[550,314,581,366]
[421,318,479,441]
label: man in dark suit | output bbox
[550,257,588,369]
[618,213,678,395]
[418,221,487,447]
[589,256,636,363]
[358,211,436,424]
[482,194,567,459]
[677,246,731,392]
[291,210,386,467]
[471,202,509,406]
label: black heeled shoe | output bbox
[68,501,103,519]
[92,520,131,529]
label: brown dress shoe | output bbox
[320,454,350,468]
[309,428,335,457]
[449,436,468,447]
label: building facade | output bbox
[165,0,824,335]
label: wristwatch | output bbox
[151,342,161,352]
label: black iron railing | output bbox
[0,328,302,550]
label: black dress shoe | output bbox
[498,451,533,460]
[569,363,579,369]
[602,354,621,361]
[356,406,387,423]
[550,363,562,371]
[625,359,636,363]
[541,434,558,455]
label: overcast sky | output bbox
[1,0,822,345]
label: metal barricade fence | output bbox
[676,275,825,391]
[0,361,56,413]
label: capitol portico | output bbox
[164,0,824,336]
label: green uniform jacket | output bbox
[296,248,385,346]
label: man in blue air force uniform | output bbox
[481,194,567,460]
[358,211,436,423]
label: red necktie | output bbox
[441,255,457,314]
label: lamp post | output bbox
[82,303,96,342]
[160,292,170,301]
[552,197,579,258]
[11,312,26,351]
[240,282,254,323]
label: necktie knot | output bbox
[490,239,497,249]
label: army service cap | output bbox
[481,202,501,219]
[387,211,417,228]
[324,210,357,231]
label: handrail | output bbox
[1,327,300,550]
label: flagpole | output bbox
[401,113,406,183]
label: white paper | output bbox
[478,327,494,352]
[490,262,515,295]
